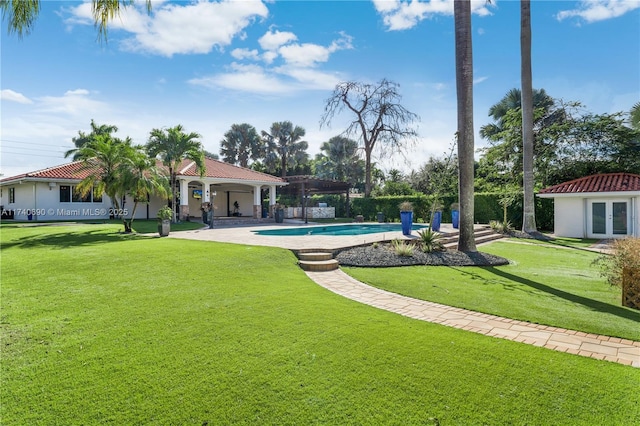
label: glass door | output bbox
[588,200,629,238]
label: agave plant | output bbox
[417,228,444,253]
[391,239,414,257]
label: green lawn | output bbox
[1,224,639,424]
[344,240,640,341]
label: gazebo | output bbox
[280,175,351,222]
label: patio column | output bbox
[202,182,210,203]
[179,179,189,221]
[269,185,277,217]
[253,185,262,219]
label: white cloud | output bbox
[557,0,640,23]
[1,89,33,104]
[258,29,297,51]
[36,89,109,116]
[373,0,495,31]
[473,76,488,85]
[189,63,294,95]
[191,30,352,95]
[231,48,260,60]
[67,0,269,57]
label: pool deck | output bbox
[167,220,464,251]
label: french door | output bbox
[587,200,629,238]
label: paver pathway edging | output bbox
[305,269,640,368]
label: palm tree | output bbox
[120,148,169,232]
[1,0,151,39]
[220,123,263,168]
[65,120,119,160]
[315,136,363,183]
[480,88,554,140]
[73,134,133,218]
[261,121,309,177]
[521,0,536,234]
[146,125,205,222]
[630,102,640,130]
[454,0,477,252]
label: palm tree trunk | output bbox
[454,0,477,252]
[521,0,537,233]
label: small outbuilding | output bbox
[538,173,640,239]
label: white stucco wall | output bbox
[553,197,585,238]
[548,194,640,238]
[1,180,168,221]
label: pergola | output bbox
[281,175,352,220]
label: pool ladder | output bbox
[297,251,339,272]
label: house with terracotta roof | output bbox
[0,157,287,222]
[538,173,640,238]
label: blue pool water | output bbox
[253,223,426,236]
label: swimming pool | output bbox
[253,223,427,236]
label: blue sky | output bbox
[2,0,639,178]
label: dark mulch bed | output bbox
[335,243,510,267]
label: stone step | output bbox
[298,252,334,261]
[442,228,504,249]
[298,259,340,272]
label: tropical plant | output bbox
[157,205,173,221]
[146,125,205,222]
[398,201,413,212]
[73,133,133,219]
[454,0,477,253]
[261,121,309,177]
[417,228,444,253]
[520,0,536,234]
[630,102,640,130]
[391,239,414,257]
[1,0,152,39]
[489,220,514,234]
[120,148,169,233]
[65,120,119,160]
[219,123,263,168]
[320,79,419,197]
[313,136,364,186]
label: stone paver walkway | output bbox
[306,269,640,368]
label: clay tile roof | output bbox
[538,173,640,194]
[1,157,286,185]
[176,157,285,183]
[0,161,98,183]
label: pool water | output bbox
[253,223,426,236]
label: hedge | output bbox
[290,192,554,231]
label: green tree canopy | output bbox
[220,123,263,168]
[261,121,309,178]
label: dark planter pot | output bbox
[377,212,385,223]
[451,210,459,229]
[431,211,442,232]
[275,209,284,223]
[158,219,170,237]
[400,211,413,235]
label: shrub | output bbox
[157,206,173,221]
[490,220,513,234]
[417,228,444,253]
[391,239,414,257]
[399,201,413,212]
[594,238,640,309]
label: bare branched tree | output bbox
[320,79,419,197]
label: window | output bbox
[71,186,91,203]
[93,187,102,203]
[9,187,15,204]
[60,185,71,203]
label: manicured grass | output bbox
[2,225,639,424]
[344,240,640,341]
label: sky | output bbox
[1,0,639,179]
